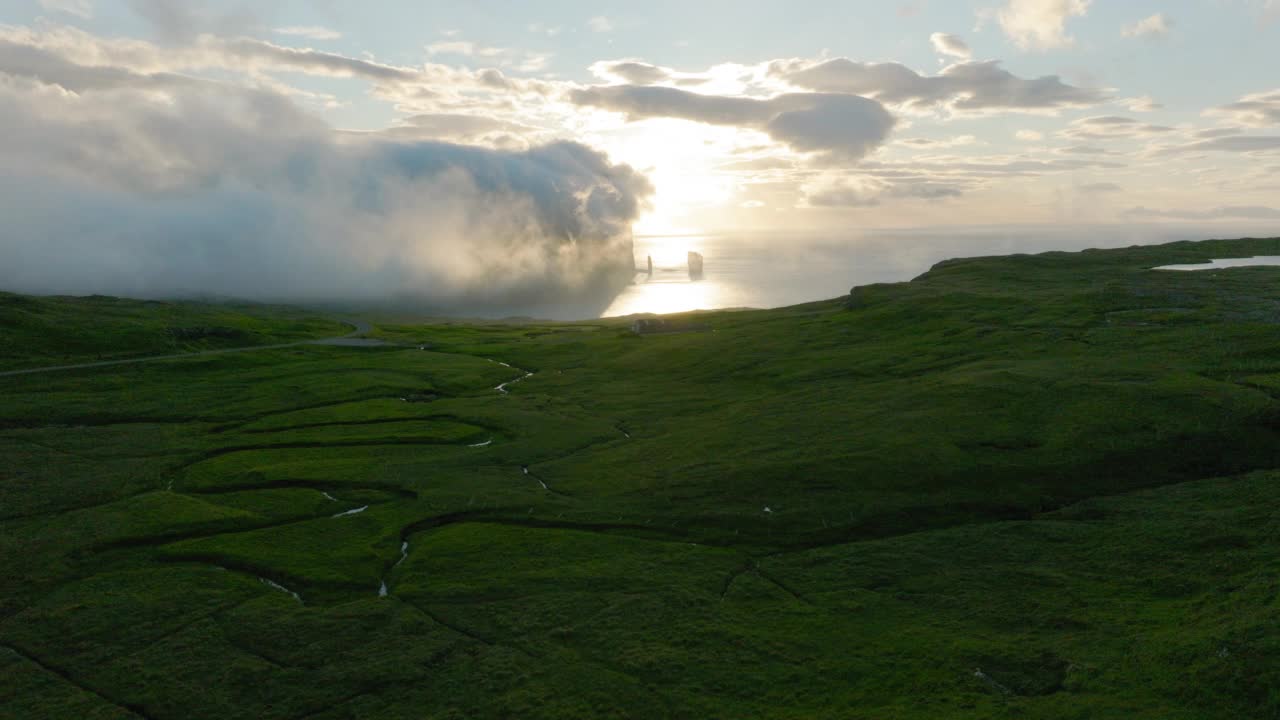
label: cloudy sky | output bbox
[1,0,1278,306]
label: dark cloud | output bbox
[773,58,1108,113]
[570,85,896,161]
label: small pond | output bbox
[1155,256,1280,271]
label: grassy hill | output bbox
[3,237,1280,718]
[0,292,349,371]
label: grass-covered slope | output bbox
[4,237,1280,718]
[0,292,349,371]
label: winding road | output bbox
[0,320,378,378]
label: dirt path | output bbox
[0,320,378,378]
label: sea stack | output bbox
[688,251,704,280]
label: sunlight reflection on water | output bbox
[601,225,1280,318]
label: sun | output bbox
[588,118,747,236]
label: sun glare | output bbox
[593,119,747,236]
[603,270,721,317]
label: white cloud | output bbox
[1194,127,1245,139]
[380,113,542,147]
[426,40,506,58]
[1148,133,1280,156]
[1062,115,1176,140]
[1079,182,1122,193]
[802,177,891,207]
[1179,136,1280,153]
[803,175,965,207]
[273,26,342,41]
[929,33,972,59]
[1016,129,1044,140]
[0,23,562,125]
[1057,145,1112,155]
[1254,0,1280,20]
[38,0,92,18]
[527,23,562,37]
[1121,95,1163,112]
[590,60,671,85]
[857,155,1124,181]
[996,0,1092,50]
[899,135,978,148]
[515,52,552,73]
[1122,13,1172,39]
[422,39,552,75]
[588,16,614,33]
[1207,89,1280,127]
[1125,205,1280,220]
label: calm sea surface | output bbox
[601,224,1280,318]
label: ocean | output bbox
[601,223,1280,318]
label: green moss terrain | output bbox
[4,237,1280,718]
[0,292,349,371]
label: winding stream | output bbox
[260,577,302,603]
[490,359,535,394]
[523,465,550,491]
[377,541,412,598]
[495,372,534,394]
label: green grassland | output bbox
[0,292,349,371]
[4,237,1280,718]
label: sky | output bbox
[0,0,1278,308]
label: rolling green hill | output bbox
[0,292,348,372]
[4,237,1280,718]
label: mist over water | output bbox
[602,223,1280,319]
[0,76,651,315]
